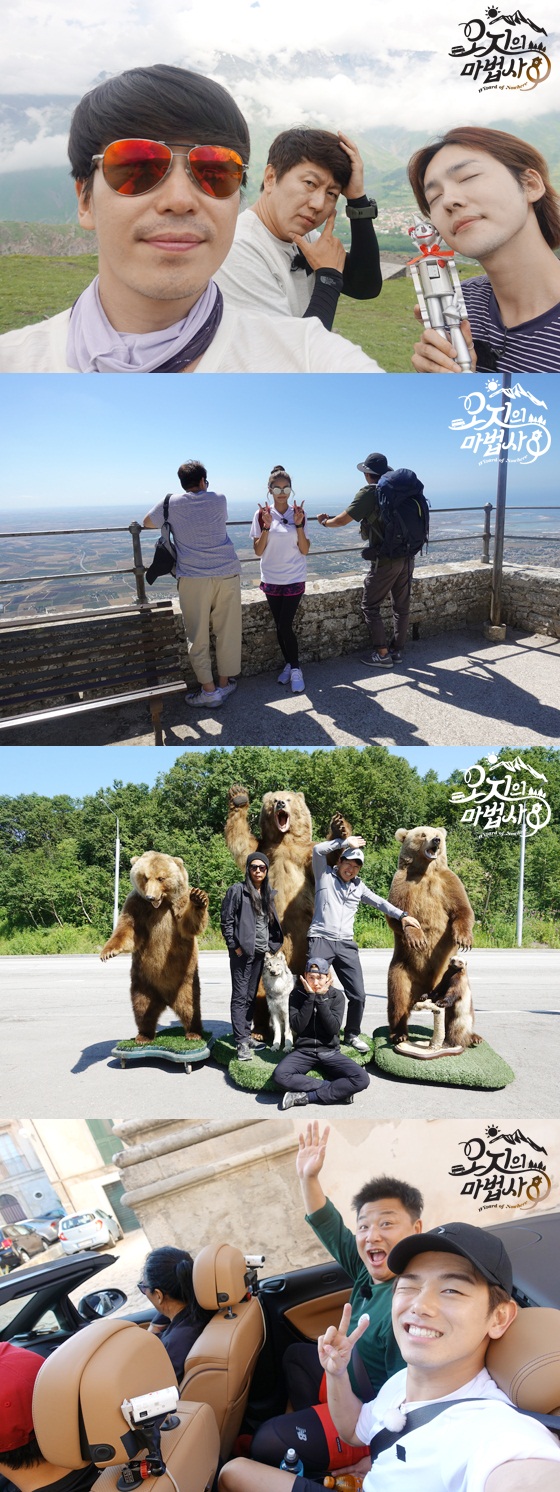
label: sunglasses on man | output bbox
[91,139,247,199]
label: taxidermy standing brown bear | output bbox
[100,851,209,1042]
[225,787,351,972]
[225,787,351,1037]
[385,826,475,1043]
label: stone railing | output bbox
[3,563,558,702]
[168,560,559,684]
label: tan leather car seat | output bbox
[180,1242,265,1459]
[487,1306,560,1417]
[32,1316,220,1492]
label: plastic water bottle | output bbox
[280,1447,305,1476]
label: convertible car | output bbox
[0,1214,558,1491]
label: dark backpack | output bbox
[360,468,430,561]
[145,494,178,585]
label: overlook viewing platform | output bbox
[1,511,559,748]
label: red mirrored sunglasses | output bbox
[91,139,247,199]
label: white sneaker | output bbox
[347,1034,369,1053]
[290,668,305,693]
[278,663,292,685]
[220,678,238,700]
[185,687,224,708]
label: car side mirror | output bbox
[78,1287,127,1319]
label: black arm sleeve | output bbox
[303,267,344,330]
[342,196,382,301]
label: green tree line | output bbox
[0,746,559,953]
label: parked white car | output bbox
[58,1209,123,1254]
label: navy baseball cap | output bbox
[387,1221,513,1294]
[306,957,330,975]
[357,452,389,477]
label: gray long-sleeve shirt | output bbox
[308,840,405,941]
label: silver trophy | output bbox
[407,216,472,372]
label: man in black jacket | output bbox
[274,958,370,1109]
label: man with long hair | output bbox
[407,126,560,373]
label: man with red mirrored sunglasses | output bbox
[0,64,382,373]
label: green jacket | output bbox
[305,1197,405,1396]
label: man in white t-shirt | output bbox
[219,1221,560,1492]
[0,66,381,375]
[216,127,382,332]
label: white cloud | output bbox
[1,0,557,137]
[0,132,69,172]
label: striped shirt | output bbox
[462,275,560,372]
[145,491,240,580]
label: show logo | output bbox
[449,8,551,93]
[449,1125,551,1210]
[449,380,551,466]
[450,753,551,836]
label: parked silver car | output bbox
[58,1209,123,1254]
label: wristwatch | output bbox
[346,199,378,220]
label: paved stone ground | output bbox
[5,628,558,746]
[3,949,558,1119]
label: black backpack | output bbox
[360,468,430,561]
[145,494,178,585]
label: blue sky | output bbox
[1,746,502,800]
[1,375,559,515]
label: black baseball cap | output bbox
[357,452,389,477]
[387,1221,513,1294]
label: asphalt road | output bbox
[2,949,558,1120]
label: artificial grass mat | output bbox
[212,1033,374,1092]
[372,1024,514,1089]
[114,1027,213,1055]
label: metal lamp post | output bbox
[113,816,121,931]
[515,804,527,949]
[484,371,509,642]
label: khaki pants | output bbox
[177,575,242,683]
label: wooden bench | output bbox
[0,600,188,744]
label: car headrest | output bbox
[487,1307,560,1413]
[192,1242,248,1312]
[33,1318,177,1468]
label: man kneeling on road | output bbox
[274,959,371,1111]
[220,1220,560,1492]
[0,67,382,374]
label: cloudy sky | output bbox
[3,0,558,173]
